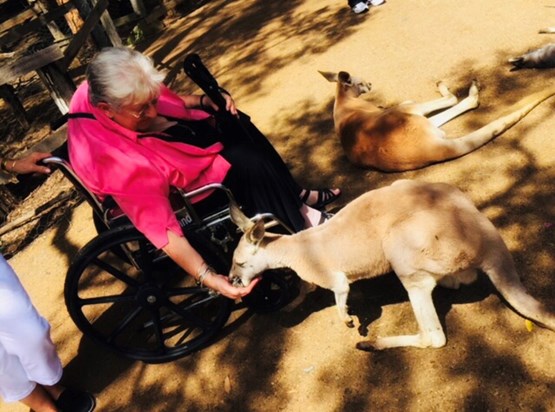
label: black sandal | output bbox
[300,188,341,209]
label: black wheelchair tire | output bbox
[64,225,233,363]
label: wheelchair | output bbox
[42,55,298,364]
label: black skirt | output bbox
[162,112,305,232]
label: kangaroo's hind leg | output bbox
[357,275,446,350]
[428,80,480,128]
[399,82,458,116]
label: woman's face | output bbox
[100,96,160,131]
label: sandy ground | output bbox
[2,0,555,411]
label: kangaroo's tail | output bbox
[438,87,555,161]
[484,248,555,331]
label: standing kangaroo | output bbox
[229,180,555,350]
[319,71,555,171]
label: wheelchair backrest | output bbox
[43,156,106,221]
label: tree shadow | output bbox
[27,1,555,410]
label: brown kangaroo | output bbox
[320,71,555,171]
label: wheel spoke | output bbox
[164,299,212,329]
[105,306,143,344]
[167,322,196,345]
[78,292,136,306]
[146,308,168,354]
[165,286,205,297]
[92,257,141,287]
[132,239,158,281]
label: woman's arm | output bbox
[162,230,259,299]
[180,94,205,109]
[180,92,238,117]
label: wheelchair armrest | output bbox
[179,183,234,203]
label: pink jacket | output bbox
[68,82,231,249]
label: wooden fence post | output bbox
[0,84,29,128]
[36,63,75,114]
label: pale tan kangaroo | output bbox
[319,71,555,171]
[229,179,555,350]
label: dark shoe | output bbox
[55,388,96,412]
[300,188,341,209]
[352,2,369,13]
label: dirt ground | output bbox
[2,0,554,411]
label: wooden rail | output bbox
[0,0,118,120]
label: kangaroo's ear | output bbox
[318,70,339,83]
[338,71,352,85]
[230,201,253,232]
[246,219,266,245]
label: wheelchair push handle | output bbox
[183,53,229,113]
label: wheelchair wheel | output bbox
[65,225,233,363]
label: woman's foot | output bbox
[300,205,334,228]
[299,188,341,209]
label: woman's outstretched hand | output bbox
[203,273,260,300]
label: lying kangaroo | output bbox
[319,71,555,171]
[229,179,555,350]
[509,43,555,70]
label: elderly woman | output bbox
[68,47,339,299]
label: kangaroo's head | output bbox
[228,202,269,287]
[319,70,372,97]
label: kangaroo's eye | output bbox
[236,262,246,268]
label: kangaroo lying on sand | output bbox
[509,43,555,70]
[319,71,555,172]
[229,180,555,350]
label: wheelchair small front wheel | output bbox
[65,225,232,363]
[242,269,299,313]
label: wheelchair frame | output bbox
[43,154,295,363]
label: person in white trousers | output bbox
[0,153,95,411]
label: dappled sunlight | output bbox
[144,0,367,103]
[3,0,554,411]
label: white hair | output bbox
[86,47,166,108]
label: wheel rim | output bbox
[65,227,232,363]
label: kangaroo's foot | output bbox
[356,330,447,351]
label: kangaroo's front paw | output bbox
[337,306,354,328]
